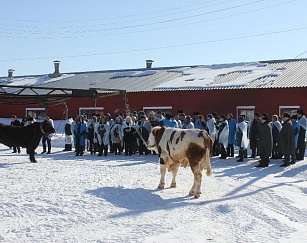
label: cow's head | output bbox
[147,126,165,152]
[40,120,55,135]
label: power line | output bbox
[1,26,305,62]
[0,0,297,39]
[1,0,236,29]
[0,0,222,23]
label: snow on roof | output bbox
[154,62,281,90]
[112,70,157,78]
[0,74,75,86]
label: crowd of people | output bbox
[6,108,307,168]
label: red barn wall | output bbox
[0,87,306,120]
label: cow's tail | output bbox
[205,147,212,176]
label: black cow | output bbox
[0,120,55,162]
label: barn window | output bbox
[279,106,300,117]
[237,106,255,122]
[143,106,172,117]
[26,108,46,120]
[79,107,104,118]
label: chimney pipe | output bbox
[53,60,61,74]
[8,69,15,78]
[146,60,154,68]
[49,60,62,78]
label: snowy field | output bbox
[0,120,307,242]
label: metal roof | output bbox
[1,59,307,93]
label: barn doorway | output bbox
[143,106,173,117]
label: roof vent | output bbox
[146,60,154,68]
[8,69,15,78]
[48,60,62,78]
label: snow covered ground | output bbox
[0,120,307,242]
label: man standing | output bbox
[278,113,295,167]
[255,116,272,167]
[41,116,54,154]
[296,109,306,160]
[10,115,21,153]
[226,113,236,157]
[249,112,261,158]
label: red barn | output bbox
[0,58,306,121]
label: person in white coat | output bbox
[95,116,111,156]
[217,115,229,159]
[64,115,74,151]
[236,116,249,162]
[111,116,124,155]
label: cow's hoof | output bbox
[194,193,201,198]
[158,183,165,189]
[170,183,176,188]
[31,160,37,163]
[189,191,195,196]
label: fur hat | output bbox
[238,116,244,123]
[297,109,304,116]
[283,113,291,118]
[291,115,297,120]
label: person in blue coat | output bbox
[74,117,87,156]
[162,113,177,127]
[226,113,236,157]
[291,115,300,164]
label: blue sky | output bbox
[0,0,306,77]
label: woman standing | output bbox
[96,116,111,156]
[111,116,124,155]
[73,117,87,156]
[236,116,248,162]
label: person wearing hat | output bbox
[255,116,272,167]
[290,115,300,164]
[216,115,229,159]
[10,115,21,153]
[236,116,248,162]
[41,116,54,154]
[162,113,177,128]
[296,109,307,160]
[249,112,261,158]
[226,113,236,157]
[137,115,150,155]
[270,115,282,159]
[278,113,295,167]
[73,117,87,156]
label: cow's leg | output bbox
[158,158,166,189]
[189,164,202,198]
[170,163,180,188]
[28,149,37,163]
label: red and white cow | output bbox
[147,126,213,198]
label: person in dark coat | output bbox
[249,112,261,158]
[255,116,273,167]
[10,115,21,153]
[270,115,282,159]
[123,116,136,156]
[296,109,307,160]
[278,113,295,167]
[137,115,150,155]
